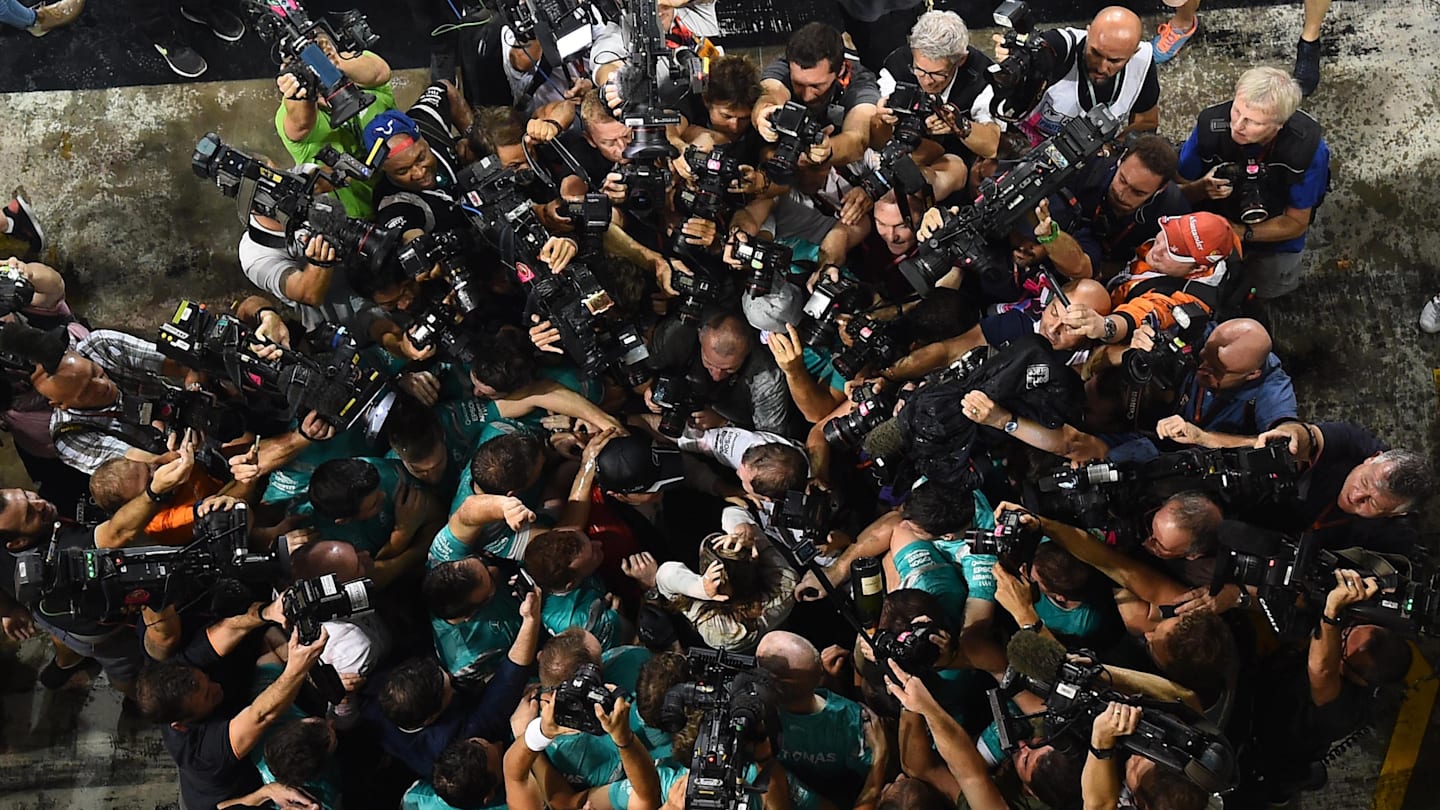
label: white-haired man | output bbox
[1178,66,1330,299]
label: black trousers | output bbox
[135,0,216,46]
[839,2,925,74]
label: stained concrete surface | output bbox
[2,0,1440,807]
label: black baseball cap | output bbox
[597,435,687,494]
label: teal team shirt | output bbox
[250,663,343,810]
[543,577,623,649]
[427,525,522,681]
[262,426,371,506]
[775,688,873,796]
[293,456,409,555]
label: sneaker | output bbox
[180,5,245,42]
[1151,17,1199,65]
[155,42,208,79]
[1294,37,1322,97]
[1420,293,1440,333]
[4,192,45,258]
[38,656,95,690]
[26,0,84,37]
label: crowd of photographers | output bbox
[0,2,1431,810]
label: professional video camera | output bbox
[0,266,36,317]
[1210,523,1440,638]
[1029,440,1302,540]
[832,315,910,380]
[156,300,395,434]
[282,573,377,644]
[901,103,1121,296]
[658,649,775,810]
[1121,303,1209,392]
[520,260,651,385]
[192,133,397,273]
[13,504,285,621]
[994,630,1237,793]
[142,381,249,478]
[796,277,862,348]
[617,0,707,160]
[985,1,1061,123]
[731,233,792,297]
[823,381,899,451]
[761,102,827,183]
[247,0,379,126]
[1212,161,1270,225]
[490,0,594,66]
[456,155,553,263]
[553,662,624,736]
[397,230,482,314]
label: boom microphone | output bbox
[1006,628,1067,685]
[860,417,906,461]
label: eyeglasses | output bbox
[912,63,953,82]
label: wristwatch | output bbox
[1003,419,1019,434]
[1101,317,1117,342]
[1020,618,1044,633]
[1242,224,1255,243]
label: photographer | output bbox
[134,581,329,810]
[1150,318,1298,448]
[754,22,881,171]
[368,82,478,232]
[1253,421,1432,554]
[992,7,1160,146]
[1177,67,1330,299]
[756,630,891,810]
[1239,570,1411,805]
[991,542,1109,648]
[239,209,371,332]
[876,11,1002,164]
[1059,212,1240,349]
[1081,703,1209,810]
[884,659,1007,810]
[1041,134,1190,282]
[276,38,396,218]
[644,310,797,437]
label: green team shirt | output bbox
[250,663,344,810]
[1034,592,1104,640]
[262,426,371,506]
[543,577,623,649]
[933,490,1000,602]
[427,526,523,681]
[607,759,691,810]
[401,779,506,810]
[601,647,671,756]
[274,72,397,218]
[293,457,408,555]
[775,689,873,792]
[546,731,625,789]
[447,418,544,517]
[803,346,846,393]
[892,540,969,627]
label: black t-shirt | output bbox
[163,632,265,810]
[760,56,881,130]
[554,128,619,189]
[1038,30,1161,115]
[374,83,469,235]
[879,45,994,160]
[1047,152,1192,267]
[1254,422,1420,555]
[1249,648,1370,773]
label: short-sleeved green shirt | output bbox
[933,490,1000,602]
[542,577,623,649]
[262,426,371,506]
[293,456,408,555]
[776,689,873,792]
[274,74,397,218]
[892,539,969,627]
[427,526,523,680]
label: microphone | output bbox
[1006,628,1067,685]
[861,417,906,461]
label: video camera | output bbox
[156,300,395,435]
[1211,523,1440,638]
[901,104,1121,296]
[964,509,1043,575]
[553,661,624,736]
[616,0,706,160]
[283,573,377,644]
[1029,440,1302,542]
[13,503,286,622]
[491,0,594,66]
[456,155,554,263]
[761,102,827,184]
[993,630,1237,793]
[248,0,379,126]
[986,1,1061,123]
[658,649,774,810]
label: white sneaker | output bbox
[1421,293,1440,333]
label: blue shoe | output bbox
[1151,18,1199,65]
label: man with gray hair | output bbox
[876,9,1001,164]
[1255,420,1432,555]
[1178,66,1331,299]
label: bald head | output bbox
[32,351,117,410]
[757,630,822,704]
[1198,318,1270,390]
[290,540,372,583]
[1085,7,1142,82]
[1068,279,1112,316]
[698,312,755,381]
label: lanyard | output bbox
[1311,502,1352,533]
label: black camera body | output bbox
[457,155,553,262]
[769,489,834,567]
[657,650,773,810]
[283,574,376,644]
[553,662,623,736]
[848,153,930,203]
[1212,161,1271,224]
[397,230,481,314]
[762,102,827,183]
[651,369,707,438]
[902,104,1120,296]
[670,265,720,327]
[13,504,285,621]
[985,1,1061,123]
[0,267,37,317]
[823,381,898,450]
[832,316,910,380]
[873,620,944,675]
[797,277,862,348]
[733,235,792,297]
[1121,302,1210,391]
[248,0,380,127]
[964,509,1042,575]
[617,0,705,160]
[615,162,671,215]
[305,195,401,278]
